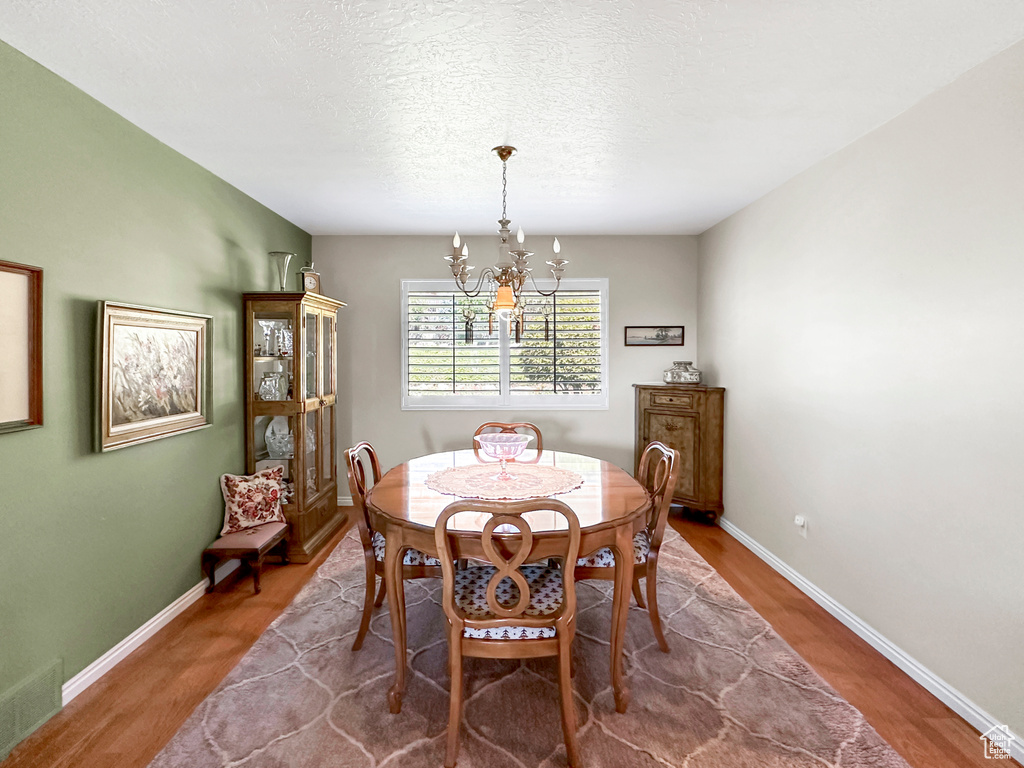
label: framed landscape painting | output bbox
[624,325,684,346]
[97,302,212,452]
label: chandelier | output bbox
[444,146,568,338]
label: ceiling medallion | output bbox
[444,146,568,338]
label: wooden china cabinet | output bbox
[634,383,725,522]
[244,291,346,562]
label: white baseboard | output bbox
[61,559,239,706]
[60,503,359,709]
[718,518,1023,764]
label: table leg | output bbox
[610,525,634,713]
[385,531,406,714]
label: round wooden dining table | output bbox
[365,448,651,715]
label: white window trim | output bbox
[401,278,609,411]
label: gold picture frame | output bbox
[0,260,44,434]
[97,302,213,452]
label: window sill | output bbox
[401,399,609,411]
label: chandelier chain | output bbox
[444,147,566,305]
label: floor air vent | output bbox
[0,659,62,760]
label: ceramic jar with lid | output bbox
[663,360,702,385]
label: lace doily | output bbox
[425,463,584,500]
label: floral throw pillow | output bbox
[220,466,286,535]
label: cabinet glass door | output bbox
[320,403,334,485]
[252,313,295,402]
[253,414,296,508]
[321,313,334,397]
[304,410,320,495]
[304,310,318,400]
[318,312,336,489]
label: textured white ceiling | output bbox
[2,1,1024,235]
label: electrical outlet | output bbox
[793,514,808,538]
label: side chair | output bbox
[574,440,680,652]
[345,441,442,651]
[473,421,544,455]
[435,497,583,768]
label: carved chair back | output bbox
[434,498,580,636]
[638,441,681,552]
[472,421,544,455]
[344,441,383,550]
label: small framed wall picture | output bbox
[624,325,684,346]
[0,260,43,433]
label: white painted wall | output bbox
[314,235,698,471]
[699,41,1024,735]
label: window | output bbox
[402,278,608,409]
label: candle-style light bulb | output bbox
[553,237,561,254]
[517,226,525,245]
[453,232,460,249]
[462,243,468,257]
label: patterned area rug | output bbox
[150,530,910,767]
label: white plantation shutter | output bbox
[402,279,608,410]
[406,292,498,396]
[509,291,603,396]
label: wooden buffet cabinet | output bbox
[244,291,346,562]
[634,384,725,521]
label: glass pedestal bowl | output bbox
[474,433,534,481]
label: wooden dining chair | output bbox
[472,421,543,455]
[574,440,680,652]
[435,498,582,768]
[345,441,442,651]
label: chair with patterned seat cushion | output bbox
[345,442,441,651]
[574,440,680,653]
[435,497,582,768]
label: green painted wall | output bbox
[0,40,311,695]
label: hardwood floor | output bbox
[3,511,1013,768]
[671,515,1016,768]
[2,517,353,768]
